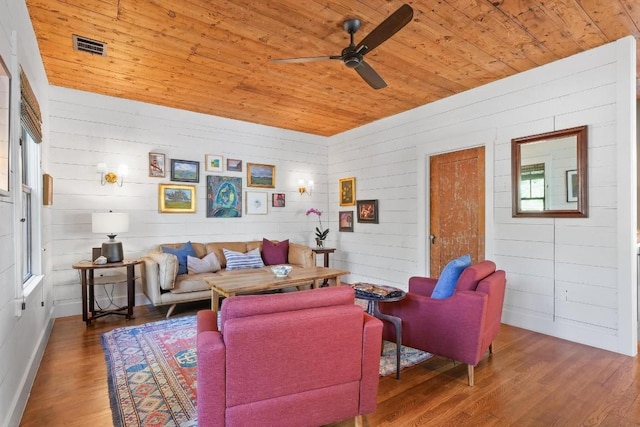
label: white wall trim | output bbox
[614,36,637,355]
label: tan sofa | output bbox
[141,241,314,316]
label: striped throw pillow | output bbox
[223,248,265,270]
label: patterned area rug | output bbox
[101,316,198,427]
[102,315,432,427]
[379,340,433,377]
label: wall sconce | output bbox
[97,162,128,187]
[298,179,314,196]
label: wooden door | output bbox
[429,147,485,277]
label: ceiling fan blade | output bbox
[354,60,387,89]
[270,55,340,64]
[356,4,413,56]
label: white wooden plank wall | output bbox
[48,87,328,317]
[328,37,636,355]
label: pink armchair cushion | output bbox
[457,259,497,292]
[224,305,364,406]
[431,254,471,299]
[220,286,354,333]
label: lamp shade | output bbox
[92,212,129,235]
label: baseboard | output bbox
[7,305,55,427]
[54,292,150,318]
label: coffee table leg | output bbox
[373,302,402,379]
[211,289,220,312]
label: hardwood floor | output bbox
[20,302,640,427]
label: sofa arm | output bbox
[197,328,226,426]
[360,313,383,414]
[147,252,179,290]
[141,257,163,305]
[288,243,314,267]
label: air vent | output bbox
[72,35,107,56]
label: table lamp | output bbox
[92,211,129,263]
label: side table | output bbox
[352,283,406,379]
[72,259,142,325]
[312,247,336,286]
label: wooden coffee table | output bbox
[205,266,350,311]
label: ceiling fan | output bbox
[270,4,414,89]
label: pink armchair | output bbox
[379,260,506,386]
[196,286,383,426]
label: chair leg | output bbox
[467,364,474,386]
[165,303,177,318]
[355,415,364,427]
[489,343,493,354]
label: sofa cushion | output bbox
[431,254,472,299]
[162,241,197,275]
[148,251,179,290]
[262,238,289,265]
[206,242,249,269]
[188,252,221,274]
[223,248,265,270]
[170,273,213,294]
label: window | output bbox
[19,127,39,283]
[17,67,43,297]
[519,163,545,211]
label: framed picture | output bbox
[246,191,268,214]
[566,169,578,202]
[158,184,196,213]
[205,154,223,172]
[339,177,356,206]
[148,152,166,177]
[43,173,53,206]
[357,199,378,223]
[227,158,243,172]
[171,159,199,183]
[247,163,275,188]
[272,193,286,207]
[206,176,242,218]
[339,211,354,232]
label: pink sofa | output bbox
[379,260,506,386]
[196,286,383,426]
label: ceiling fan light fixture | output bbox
[343,54,361,68]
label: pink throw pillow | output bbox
[262,238,289,265]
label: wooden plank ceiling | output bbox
[26,0,640,137]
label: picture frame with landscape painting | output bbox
[158,184,196,213]
[247,163,275,188]
[170,159,199,183]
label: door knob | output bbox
[429,234,436,244]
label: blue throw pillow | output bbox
[162,242,197,275]
[431,254,472,299]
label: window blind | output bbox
[20,67,42,143]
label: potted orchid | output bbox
[306,208,329,247]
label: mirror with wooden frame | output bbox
[0,54,10,196]
[511,126,588,218]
